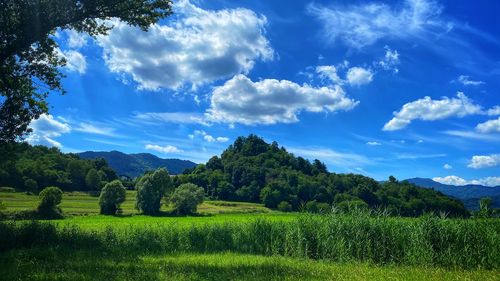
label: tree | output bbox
[170,183,204,215]
[277,201,292,212]
[24,178,38,193]
[98,180,126,215]
[136,168,172,215]
[37,186,63,217]
[0,0,173,142]
[85,169,100,191]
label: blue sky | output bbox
[27,0,500,185]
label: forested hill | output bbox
[175,135,469,217]
[78,151,196,177]
[0,142,118,192]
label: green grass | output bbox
[0,249,498,281]
[0,190,272,215]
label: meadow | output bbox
[1,190,499,280]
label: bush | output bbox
[136,168,172,215]
[170,183,204,215]
[277,201,292,212]
[304,201,331,213]
[0,200,5,210]
[24,179,38,193]
[37,186,63,218]
[0,186,15,193]
[99,180,126,215]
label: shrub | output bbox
[304,201,331,213]
[24,179,38,193]
[170,183,204,215]
[37,186,63,218]
[0,186,15,193]
[136,168,172,215]
[0,200,5,210]
[277,201,292,212]
[99,180,126,215]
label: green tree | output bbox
[277,201,292,212]
[171,183,204,215]
[85,169,100,191]
[136,168,172,215]
[37,186,63,217]
[0,0,173,142]
[24,178,38,193]
[98,180,126,215]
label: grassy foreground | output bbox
[0,249,498,281]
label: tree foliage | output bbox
[0,142,117,191]
[135,168,172,215]
[174,135,470,217]
[98,180,126,215]
[0,0,173,142]
[170,183,204,215]
[37,186,63,217]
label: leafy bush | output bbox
[37,186,63,218]
[136,168,172,215]
[277,201,292,212]
[305,201,331,213]
[0,186,15,193]
[98,180,126,215]
[170,183,204,215]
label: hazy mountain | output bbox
[78,151,197,177]
[406,177,500,210]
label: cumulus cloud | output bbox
[487,106,500,116]
[308,0,444,48]
[383,92,482,131]
[476,117,500,133]
[26,114,71,148]
[58,49,87,74]
[97,0,272,90]
[145,144,183,154]
[346,67,373,86]
[443,163,452,169]
[190,130,229,143]
[205,74,358,125]
[433,175,500,187]
[366,141,381,146]
[456,75,485,86]
[377,47,400,73]
[65,29,89,49]
[468,154,500,169]
[316,65,343,84]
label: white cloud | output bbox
[487,106,500,116]
[74,123,116,137]
[476,117,500,133]
[366,141,381,146]
[456,75,485,86]
[346,67,373,85]
[205,74,358,125]
[468,154,500,169]
[145,144,183,154]
[26,114,71,148]
[134,112,208,125]
[383,92,482,131]
[59,49,87,74]
[193,130,229,143]
[377,47,400,73]
[444,130,500,141]
[97,0,273,90]
[443,163,452,169]
[316,65,343,84]
[288,146,372,168]
[308,0,444,48]
[433,175,500,187]
[65,29,89,49]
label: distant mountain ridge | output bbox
[78,150,197,177]
[406,177,500,210]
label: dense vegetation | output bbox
[0,142,118,192]
[175,135,469,217]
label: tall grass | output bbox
[1,213,498,269]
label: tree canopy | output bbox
[0,0,173,142]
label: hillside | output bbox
[175,135,469,217]
[406,178,500,210]
[78,151,197,177]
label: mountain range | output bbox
[406,178,500,210]
[78,151,197,177]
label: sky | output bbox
[26,0,500,185]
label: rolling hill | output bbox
[406,177,500,210]
[78,151,196,177]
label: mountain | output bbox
[78,151,197,177]
[406,178,500,210]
